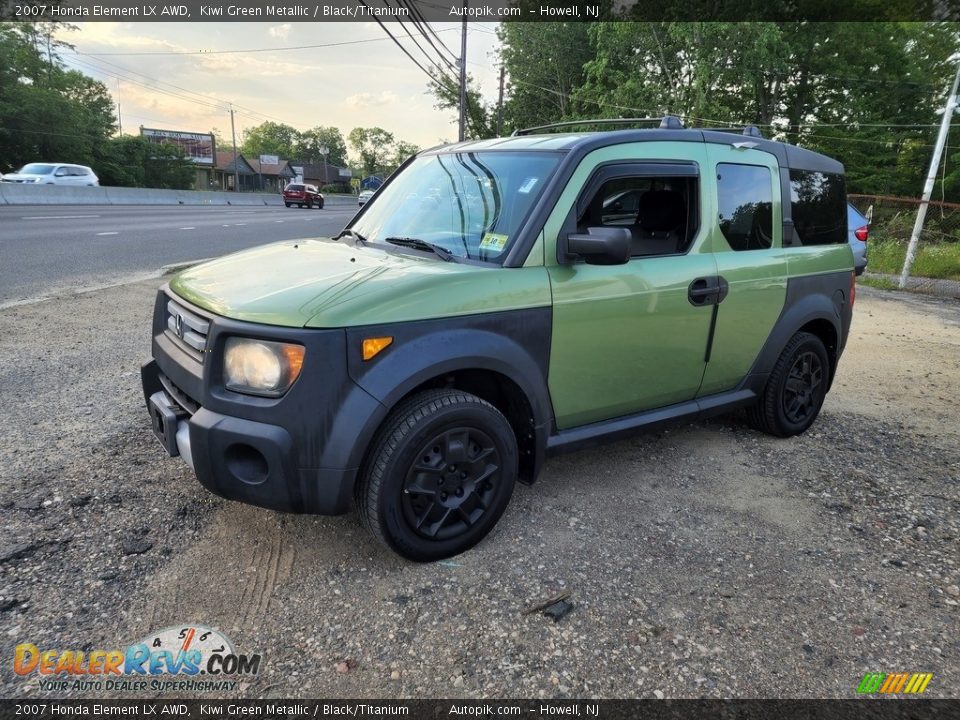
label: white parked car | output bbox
[358,189,375,206]
[1,163,99,186]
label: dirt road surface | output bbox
[1,281,957,699]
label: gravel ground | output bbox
[1,281,958,699]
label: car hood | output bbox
[168,238,550,328]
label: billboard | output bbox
[259,154,279,166]
[140,128,215,166]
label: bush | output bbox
[320,183,351,194]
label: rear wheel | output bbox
[284,202,292,208]
[356,389,517,562]
[747,331,830,437]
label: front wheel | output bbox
[317,199,324,209]
[356,389,518,562]
[747,331,830,437]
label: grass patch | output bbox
[857,276,900,291]
[867,239,960,281]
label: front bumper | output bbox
[141,288,388,515]
[142,360,359,514]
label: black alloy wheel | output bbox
[747,331,830,437]
[401,427,501,541]
[356,389,518,561]
[782,350,823,425]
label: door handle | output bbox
[688,276,729,306]
[688,277,718,305]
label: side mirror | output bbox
[564,226,631,265]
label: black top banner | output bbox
[0,0,957,22]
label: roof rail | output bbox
[509,115,764,138]
[705,125,766,139]
[512,117,671,136]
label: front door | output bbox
[545,151,719,429]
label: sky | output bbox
[57,21,502,152]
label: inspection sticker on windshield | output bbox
[518,177,540,194]
[480,233,509,252]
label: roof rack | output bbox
[511,115,765,139]
[512,117,672,136]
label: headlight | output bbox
[223,338,305,396]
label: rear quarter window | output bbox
[790,170,847,245]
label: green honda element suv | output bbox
[142,118,855,561]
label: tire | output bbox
[284,202,291,208]
[298,203,304,208]
[747,331,830,437]
[318,200,324,209]
[356,389,518,562]
[305,201,313,209]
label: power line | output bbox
[61,31,456,57]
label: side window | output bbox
[578,176,699,257]
[716,163,773,251]
[790,169,846,245]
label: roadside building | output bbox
[213,151,257,192]
[295,161,352,193]
[248,158,296,193]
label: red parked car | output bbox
[282,183,324,209]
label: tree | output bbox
[390,141,421,172]
[95,136,195,189]
[0,22,115,172]
[427,72,495,140]
[296,126,347,166]
[348,127,395,176]
[241,121,299,159]
[498,23,594,132]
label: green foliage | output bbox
[296,126,348,166]
[240,121,299,159]
[867,239,960,281]
[429,20,960,201]
[0,22,115,173]
[348,127,395,176]
[96,136,195,189]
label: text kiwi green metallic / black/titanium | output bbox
[141,120,855,561]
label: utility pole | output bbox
[229,103,239,193]
[900,57,960,288]
[458,2,468,142]
[116,79,122,136]
[496,64,505,136]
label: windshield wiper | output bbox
[384,237,456,262]
[334,229,368,246]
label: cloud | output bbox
[268,24,292,39]
[344,91,399,109]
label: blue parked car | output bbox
[848,203,869,276]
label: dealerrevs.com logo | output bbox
[14,625,262,693]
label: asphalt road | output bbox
[0,203,358,306]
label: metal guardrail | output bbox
[0,184,359,207]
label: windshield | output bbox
[18,164,55,175]
[349,151,561,262]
